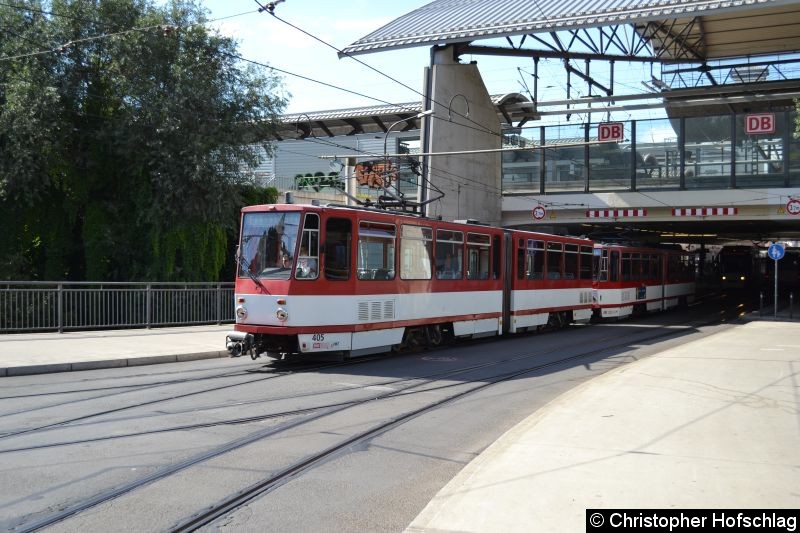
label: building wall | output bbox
[423,47,502,226]
[261,133,412,194]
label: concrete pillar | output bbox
[421,46,502,226]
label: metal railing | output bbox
[0,282,235,333]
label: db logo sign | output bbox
[598,122,624,142]
[787,198,800,216]
[745,113,775,134]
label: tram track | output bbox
[0,368,254,400]
[0,346,609,454]
[0,359,381,440]
[0,298,736,449]
[0,311,693,450]
[9,309,732,532]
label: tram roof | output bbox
[342,0,800,61]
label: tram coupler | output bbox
[226,332,254,358]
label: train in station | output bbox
[714,244,800,291]
[715,244,762,289]
[225,204,695,360]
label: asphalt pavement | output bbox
[1,313,798,532]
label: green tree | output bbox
[0,0,286,281]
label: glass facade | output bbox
[589,122,632,192]
[791,111,800,187]
[501,130,541,192]
[502,110,798,194]
[544,123,586,193]
[636,118,680,189]
[684,115,732,189]
[735,112,785,188]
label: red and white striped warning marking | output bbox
[586,209,647,218]
[672,207,737,216]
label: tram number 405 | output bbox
[311,334,325,341]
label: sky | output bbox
[195,0,668,123]
[200,0,439,113]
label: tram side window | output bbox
[564,244,579,280]
[667,253,688,282]
[435,229,463,280]
[295,213,320,280]
[324,217,352,281]
[580,246,593,280]
[631,253,642,281]
[466,233,491,280]
[621,253,632,281]
[523,239,545,280]
[680,254,693,281]
[650,254,661,281]
[492,235,501,279]
[609,251,620,282]
[546,242,563,280]
[357,221,395,280]
[400,224,432,280]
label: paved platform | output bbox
[406,317,800,532]
[0,325,231,376]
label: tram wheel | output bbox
[426,325,443,347]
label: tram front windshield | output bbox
[720,254,750,274]
[239,212,301,279]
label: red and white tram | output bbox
[226,204,697,359]
[226,204,597,359]
[591,243,696,319]
[509,232,594,332]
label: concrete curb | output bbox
[1,350,230,377]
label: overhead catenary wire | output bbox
[0,4,535,202]
[1,1,610,176]
[256,3,501,139]
[245,2,622,181]
[0,1,112,27]
[3,2,721,217]
[0,8,259,63]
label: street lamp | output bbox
[381,109,434,192]
[295,112,315,139]
[447,93,470,121]
[383,109,434,160]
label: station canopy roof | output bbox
[341,0,800,62]
[279,93,533,139]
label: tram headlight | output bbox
[721,275,727,280]
[740,276,746,281]
[235,305,247,320]
[276,308,288,321]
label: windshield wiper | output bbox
[236,253,270,294]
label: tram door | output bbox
[594,249,608,282]
[593,248,619,282]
